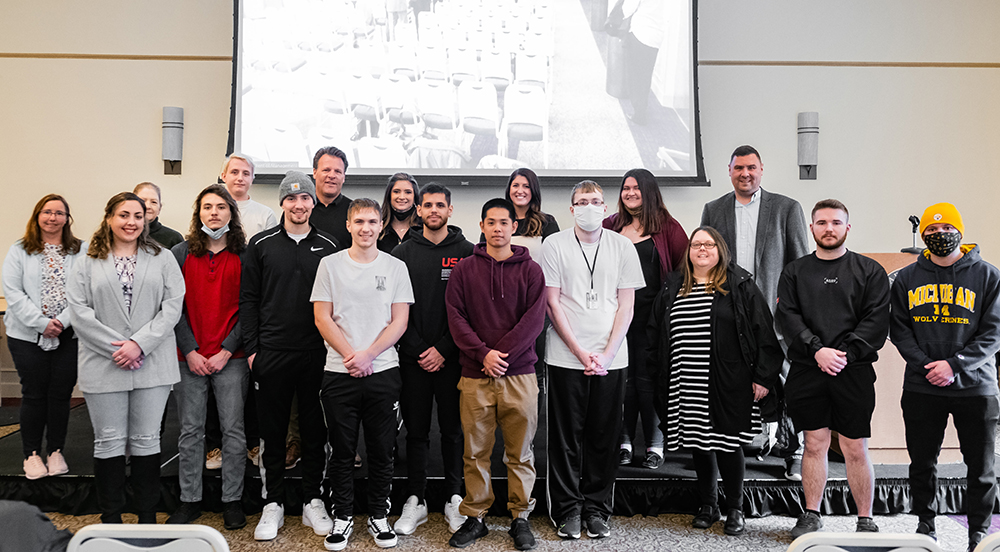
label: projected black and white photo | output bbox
[236,0,696,177]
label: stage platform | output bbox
[0,396,981,519]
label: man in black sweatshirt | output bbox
[890,202,1000,551]
[390,183,474,536]
[776,199,890,538]
[240,171,339,542]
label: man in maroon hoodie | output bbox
[445,198,547,551]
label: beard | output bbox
[814,232,847,250]
[424,217,448,231]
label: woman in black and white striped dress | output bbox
[649,226,783,536]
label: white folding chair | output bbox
[786,532,945,552]
[975,531,1000,552]
[67,524,229,552]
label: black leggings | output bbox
[692,448,745,511]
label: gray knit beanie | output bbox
[278,170,317,205]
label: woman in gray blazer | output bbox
[2,194,86,480]
[68,191,185,524]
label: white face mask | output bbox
[201,223,230,241]
[573,204,605,232]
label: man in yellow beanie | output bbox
[889,202,1000,551]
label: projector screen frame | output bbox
[226,0,708,188]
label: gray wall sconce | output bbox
[162,107,184,175]
[798,111,818,180]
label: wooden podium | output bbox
[863,253,962,464]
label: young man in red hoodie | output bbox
[445,198,547,550]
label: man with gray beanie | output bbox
[241,170,341,541]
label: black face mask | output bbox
[392,206,415,221]
[923,231,962,257]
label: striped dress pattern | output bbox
[663,284,761,452]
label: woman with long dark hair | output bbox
[68,191,185,524]
[378,172,419,253]
[649,226,782,535]
[503,168,558,257]
[3,194,86,479]
[604,168,686,469]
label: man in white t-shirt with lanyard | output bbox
[312,198,414,551]
[541,180,644,540]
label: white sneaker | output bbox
[393,495,428,535]
[254,502,284,540]
[444,494,467,533]
[368,516,398,548]
[303,498,334,535]
[325,516,354,551]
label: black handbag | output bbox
[604,0,631,37]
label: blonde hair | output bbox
[571,180,603,204]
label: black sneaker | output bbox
[856,517,879,533]
[585,515,610,538]
[367,517,397,548]
[916,520,937,541]
[692,505,721,529]
[723,509,745,536]
[556,515,581,540]
[969,531,986,552]
[166,501,201,524]
[325,516,354,551]
[223,501,247,530]
[791,511,822,538]
[619,448,632,466]
[508,518,536,550]
[449,517,488,548]
[641,451,664,469]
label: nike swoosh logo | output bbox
[310,247,323,252]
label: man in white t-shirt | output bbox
[541,180,644,540]
[221,153,278,239]
[312,198,414,551]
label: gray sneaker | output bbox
[856,517,879,532]
[791,511,823,538]
[585,515,610,538]
[556,515,581,540]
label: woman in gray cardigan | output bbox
[68,191,185,524]
[2,194,86,480]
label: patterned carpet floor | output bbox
[48,510,980,551]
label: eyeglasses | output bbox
[690,242,717,250]
[573,199,604,207]
[41,210,68,218]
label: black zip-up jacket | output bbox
[890,244,1000,397]
[648,265,784,434]
[240,222,339,354]
[390,225,474,360]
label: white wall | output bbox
[2,0,998,395]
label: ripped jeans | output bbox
[83,386,171,459]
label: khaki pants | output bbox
[457,373,538,518]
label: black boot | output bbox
[129,453,162,524]
[94,456,127,524]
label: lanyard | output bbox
[574,230,601,290]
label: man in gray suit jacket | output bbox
[701,144,809,479]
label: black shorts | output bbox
[784,362,876,439]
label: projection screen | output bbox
[230,0,705,185]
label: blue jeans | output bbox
[175,359,249,503]
[83,386,171,459]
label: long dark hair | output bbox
[611,168,672,236]
[87,192,161,259]
[186,185,247,257]
[680,226,730,297]
[21,194,82,255]
[379,172,419,240]
[505,168,548,237]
